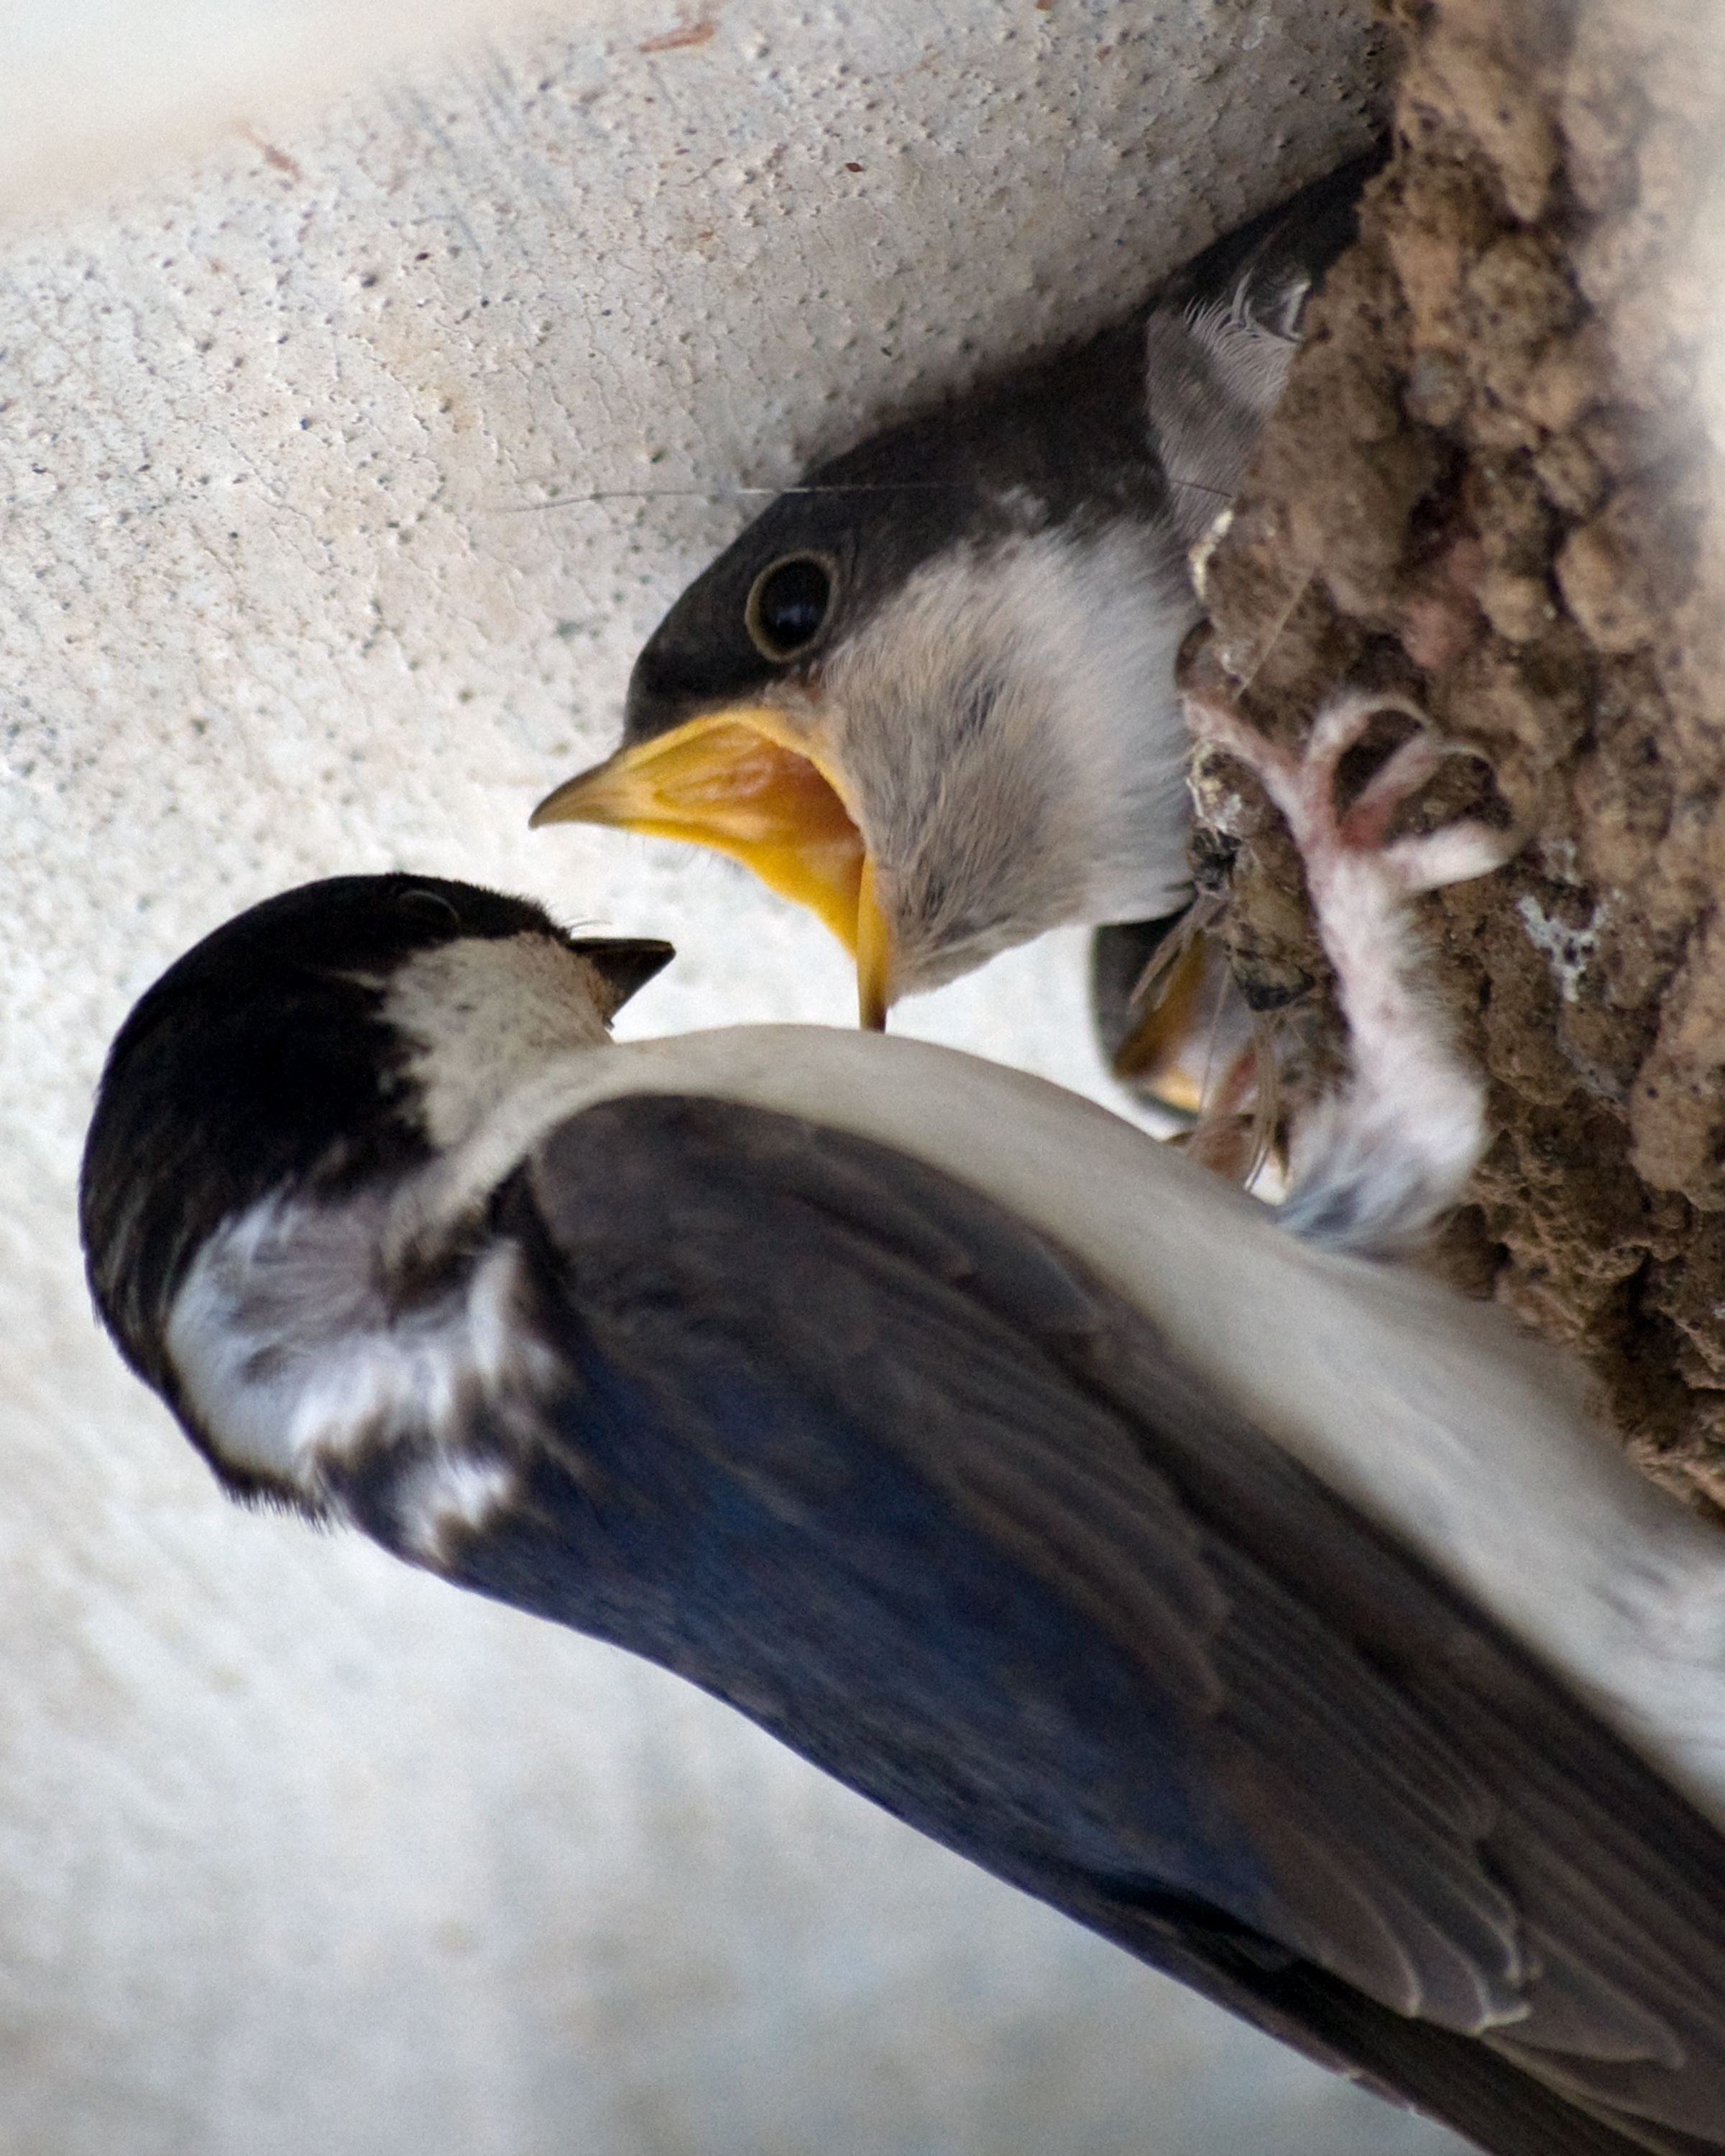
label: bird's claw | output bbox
[1183,683,1519,1255]
[1190,686,1516,903]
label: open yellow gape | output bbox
[531,707,894,1028]
[1109,934,1216,1116]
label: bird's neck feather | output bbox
[824,524,1200,980]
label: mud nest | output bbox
[1187,0,1725,1508]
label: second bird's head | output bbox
[532,354,1195,1027]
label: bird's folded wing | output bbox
[507,1092,1725,2152]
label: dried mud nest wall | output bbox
[1190,0,1725,1506]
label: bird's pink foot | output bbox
[1183,686,1518,1254]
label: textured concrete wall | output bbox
[0,6,1462,2151]
[3,0,581,223]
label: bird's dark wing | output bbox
[424,1094,1725,2156]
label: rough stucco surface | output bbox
[0,6,1472,2152]
[1187,0,1725,1511]
[2,0,578,226]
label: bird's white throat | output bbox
[384,932,616,1149]
[823,522,1200,983]
[163,926,616,1523]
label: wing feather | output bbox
[497,1092,1725,2152]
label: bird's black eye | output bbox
[395,888,463,932]
[745,553,834,662]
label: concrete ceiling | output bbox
[0,5,1468,2150]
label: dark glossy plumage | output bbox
[80,873,670,1465]
[474,1098,1725,2155]
[80,876,1725,2156]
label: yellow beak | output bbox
[531,706,895,1028]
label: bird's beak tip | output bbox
[573,935,677,1016]
[529,766,607,829]
[853,858,893,1033]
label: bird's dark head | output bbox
[533,410,1002,1029]
[80,873,672,1413]
[531,317,1186,1024]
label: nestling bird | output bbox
[81,725,1725,2155]
[532,151,1380,1072]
